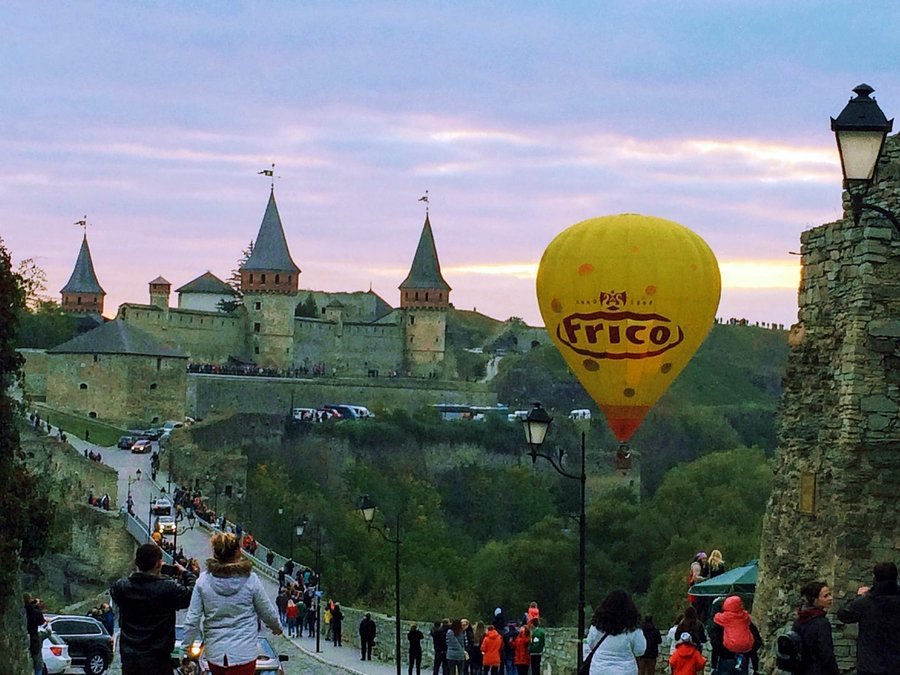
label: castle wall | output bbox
[187,373,496,418]
[46,352,187,427]
[293,318,405,376]
[754,137,900,670]
[118,304,246,363]
[19,348,49,401]
[300,290,388,322]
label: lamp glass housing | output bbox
[836,130,887,182]
[523,404,553,448]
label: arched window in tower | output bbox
[275,274,280,284]
[415,291,419,300]
[77,296,82,305]
[261,273,267,284]
[409,316,415,325]
[79,383,88,390]
[425,292,429,301]
[156,357,162,371]
[249,273,254,284]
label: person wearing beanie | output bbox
[669,633,706,675]
[183,532,282,674]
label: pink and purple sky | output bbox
[3,2,899,327]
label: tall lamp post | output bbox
[522,403,587,671]
[296,515,324,654]
[205,472,222,520]
[831,84,898,232]
[357,495,401,675]
[172,510,197,554]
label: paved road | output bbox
[66,433,404,675]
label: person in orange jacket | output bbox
[669,633,706,675]
[512,625,531,675]
[481,624,504,674]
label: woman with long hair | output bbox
[584,590,647,675]
[676,605,707,649]
[183,532,282,675]
[708,550,726,578]
[445,618,466,675]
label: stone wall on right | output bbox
[754,135,900,670]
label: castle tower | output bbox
[60,234,105,315]
[399,214,451,377]
[149,276,171,311]
[241,189,300,368]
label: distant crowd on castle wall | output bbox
[715,317,787,330]
[188,361,416,380]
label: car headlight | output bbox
[188,641,203,658]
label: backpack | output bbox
[775,629,802,672]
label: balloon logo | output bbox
[536,214,721,442]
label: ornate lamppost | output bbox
[296,515,324,653]
[522,402,587,671]
[357,495,401,675]
[831,84,898,231]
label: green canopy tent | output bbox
[689,559,758,597]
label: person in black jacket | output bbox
[638,615,662,675]
[431,619,449,675]
[360,612,377,660]
[24,594,47,675]
[793,581,839,675]
[109,543,196,675]
[836,561,900,675]
[408,623,425,675]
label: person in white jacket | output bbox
[183,532,282,674]
[583,590,647,675]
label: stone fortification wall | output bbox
[754,135,900,669]
[294,317,405,376]
[46,350,186,427]
[18,348,48,401]
[119,304,246,363]
[187,373,496,418]
[20,427,133,610]
[404,309,447,377]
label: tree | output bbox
[15,257,48,310]
[219,241,254,312]
[16,300,78,349]
[295,293,318,318]
[0,238,53,621]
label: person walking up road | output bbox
[408,623,425,675]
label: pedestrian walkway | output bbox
[66,426,402,675]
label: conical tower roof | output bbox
[399,214,451,291]
[242,189,300,273]
[61,235,105,294]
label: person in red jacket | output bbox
[512,625,531,675]
[712,596,754,654]
[481,624,503,674]
[669,633,706,675]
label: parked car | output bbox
[117,435,136,449]
[46,615,113,675]
[151,498,172,516]
[42,631,72,674]
[162,420,184,431]
[144,427,164,440]
[291,407,316,422]
[131,439,153,454]
[323,404,358,419]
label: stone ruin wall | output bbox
[754,135,900,671]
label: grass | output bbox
[33,404,125,446]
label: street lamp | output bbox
[296,515,324,654]
[172,510,197,555]
[357,495,401,675]
[205,472,222,519]
[831,84,898,231]
[522,402,587,671]
[126,469,142,517]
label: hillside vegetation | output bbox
[231,322,786,626]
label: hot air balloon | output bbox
[536,214,721,443]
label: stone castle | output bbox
[58,188,454,379]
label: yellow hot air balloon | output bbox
[536,214,721,442]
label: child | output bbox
[712,596,754,654]
[669,633,707,675]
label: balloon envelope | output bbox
[536,214,721,441]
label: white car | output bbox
[42,632,73,674]
[156,515,177,534]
